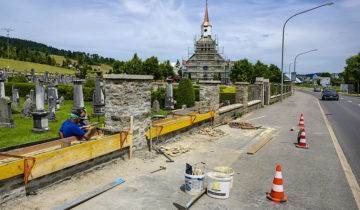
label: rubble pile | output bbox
[198,127,228,137]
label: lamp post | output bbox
[280,2,334,103]
[294,49,318,75]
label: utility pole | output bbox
[1,28,14,70]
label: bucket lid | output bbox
[206,172,232,181]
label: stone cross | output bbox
[164,79,174,110]
[0,71,5,98]
[0,97,16,128]
[12,89,20,107]
[71,68,85,113]
[92,68,105,117]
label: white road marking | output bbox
[341,97,344,100]
[348,100,352,103]
[317,100,360,209]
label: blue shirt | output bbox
[60,119,86,138]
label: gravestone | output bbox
[152,100,160,113]
[164,79,174,110]
[3,68,8,82]
[44,71,49,83]
[21,95,33,118]
[17,72,21,76]
[44,84,48,105]
[92,68,105,117]
[0,97,16,128]
[48,96,57,122]
[30,89,36,110]
[71,68,85,113]
[0,71,5,98]
[59,96,65,105]
[31,79,50,133]
[24,69,27,76]
[12,89,20,107]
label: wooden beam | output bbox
[247,136,273,155]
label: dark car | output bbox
[314,87,321,92]
[322,88,339,100]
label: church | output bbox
[182,1,232,84]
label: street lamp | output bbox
[294,49,318,75]
[280,2,334,103]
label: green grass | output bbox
[0,58,75,74]
[151,109,171,117]
[0,98,104,148]
[51,55,113,73]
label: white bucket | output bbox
[214,167,234,189]
[206,172,232,199]
[184,173,205,195]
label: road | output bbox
[298,88,360,184]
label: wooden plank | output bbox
[146,111,216,139]
[51,178,125,210]
[247,136,273,155]
[152,112,199,126]
[0,133,131,181]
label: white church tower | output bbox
[201,0,212,38]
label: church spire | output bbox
[202,0,211,27]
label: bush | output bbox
[7,76,28,83]
[194,88,199,101]
[151,87,166,109]
[85,79,95,88]
[5,82,94,101]
[220,93,235,104]
[176,78,195,109]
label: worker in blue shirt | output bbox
[59,109,94,139]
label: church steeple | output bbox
[202,0,211,27]
[201,0,212,38]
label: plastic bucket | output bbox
[214,167,234,188]
[184,173,205,195]
[206,172,232,199]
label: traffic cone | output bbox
[296,128,308,149]
[298,114,304,127]
[266,165,288,203]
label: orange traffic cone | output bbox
[296,128,308,149]
[266,165,288,203]
[298,114,304,127]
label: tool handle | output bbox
[186,189,206,209]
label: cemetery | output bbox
[0,66,292,206]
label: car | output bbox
[314,87,321,92]
[321,88,339,100]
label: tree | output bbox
[143,56,159,76]
[344,52,360,92]
[175,59,182,77]
[112,60,124,74]
[268,64,281,83]
[176,78,195,109]
[230,59,253,83]
[321,72,331,77]
[253,60,268,82]
[121,53,142,74]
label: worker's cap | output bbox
[71,109,85,119]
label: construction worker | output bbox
[59,108,94,139]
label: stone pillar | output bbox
[263,79,270,105]
[12,89,20,107]
[30,89,36,110]
[255,77,264,105]
[31,79,50,133]
[235,82,249,113]
[92,68,105,117]
[71,68,85,113]
[199,80,220,114]
[0,71,5,98]
[274,84,278,97]
[104,74,153,151]
[0,97,15,128]
[164,79,174,110]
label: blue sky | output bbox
[1,0,359,74]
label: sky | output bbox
[1,0,359,74]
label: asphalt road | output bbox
[298,88,360,184]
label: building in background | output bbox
[182,1,232,84]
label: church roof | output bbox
[202,0,212,27]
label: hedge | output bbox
[4,82,94,101]
[220,93,235,104]
[151,87,166,109]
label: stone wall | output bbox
[104,74,153,151]
[199,80,220,114]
